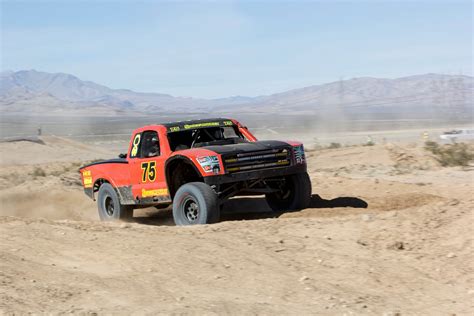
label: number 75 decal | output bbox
[141,161,156,182]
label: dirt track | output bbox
[0,137,473,314]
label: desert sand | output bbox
[0,136,473,314]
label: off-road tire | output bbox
[97,183,133,221]
[265,172,312,211]
[172,182,219,225]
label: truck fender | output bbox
[92,176,134,205]
[165,155,203,198]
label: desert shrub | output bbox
[424,141,440,154]
[424,141,474,167]
[32,167,46,178]
[328,142,342,149]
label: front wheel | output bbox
[97,183,133,221]
[172,182,219,226]
[265,172,312,212]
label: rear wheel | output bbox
[265,172,312,211]
[97,183,133,221]
[172,182,219,225]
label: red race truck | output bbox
[79,118,311,225]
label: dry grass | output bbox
[32,167,46,178]
[424,141,474,167]
[327,142,342,149]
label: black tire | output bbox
[265,172,312,212]
[97,183,133,221]
[172,182,219,225]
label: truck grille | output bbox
[223,148,291,173]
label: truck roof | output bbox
[161,118,235,133]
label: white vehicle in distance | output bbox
[439,129,474,142]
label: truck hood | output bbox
[202,140,291,155]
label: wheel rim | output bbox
[104,196,115,216]
[182,197,199,222]
[276,180,292,200]
[277,187,291,200]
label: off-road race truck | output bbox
[79,118,311,225]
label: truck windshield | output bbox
[168,126,247,151]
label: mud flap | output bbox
[116,185,135,205]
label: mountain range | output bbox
[1,70,472,119]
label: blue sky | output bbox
[1,0,472,98]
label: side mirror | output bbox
[118,153,127,159]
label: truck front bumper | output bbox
[203,164,307,186]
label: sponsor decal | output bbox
[167,120,234,132]
[196,156,220,174]
[141,188,168,198]
[293,145,306,164]
[184,122,220,129]
[82,170,93,188]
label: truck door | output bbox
[129,130,170,204]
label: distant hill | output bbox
[0,70,111,100]
[0,70,212,115]
[1,70,472,120]
[214,74,474,120]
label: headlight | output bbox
[196,156,221,174]
[293,145,306,164]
